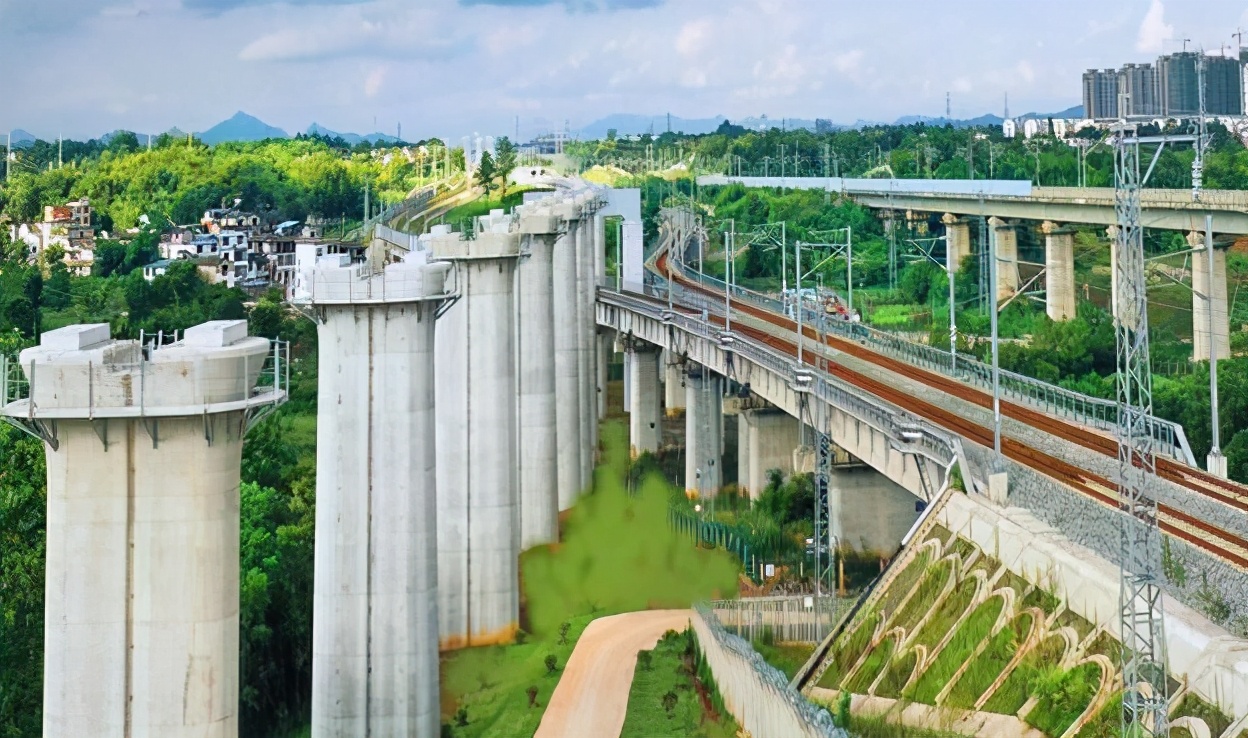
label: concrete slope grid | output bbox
[534,610,694,738]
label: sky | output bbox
[2,0,1248,142]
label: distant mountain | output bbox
[7,129,37,148]
[197,111,289,145]
[1017,105,1084,121]
[306,123,400,146]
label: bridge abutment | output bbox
[828,463,923,555]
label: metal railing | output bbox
[709,596,850,645]
[665,259,1196,466]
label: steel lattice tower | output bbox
[1113,124,1170,737]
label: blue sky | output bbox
[1,0,1246,141]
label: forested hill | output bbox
[0,133,459,232]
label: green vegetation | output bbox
[982,633,1068,715]
[875,549,934,618]
[1173,693,1232,738]
[844,636,896,694]
[818,610,881,689]
[907,597,1005,704]
[439,614,595,738]
[441,422,739,736]
[749,637,816,681]
[619,628,739,738]
[873,648,918,699]
[440,187,534,231]
[890,560,953,634]
[910,577,979,653]
[944,612,1034,710]
[1024,661,1103,737]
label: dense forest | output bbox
[2,121,1248,735]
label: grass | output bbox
[440,422,740,737]
[981,633,1068,716]
[944,612,1034,710]
[819,610,882,689]
[620,629,740,738]
[1024,661,1103,737]
[867,303,928,328]
[844,637,896,694]
[910,577,979,653]
[440,187,535,226]
[750,639,816,681]
[1054,609,1095,643]
[873,648,918,699]
[1020,587,1061,617]
[906,596,1005,705]
[1073,691,1121,738]
[890,560,953,634]
[1084,631,1122,664]
[875,550,934,620]
[1173,693,1233,738]
[842,714,965,737]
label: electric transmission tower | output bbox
[1112,123,1171,738]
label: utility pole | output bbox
[1206,215,1224,476]
[946,91,952,120]
[5,131,10,182]
[968,131,974,181]
[58,135,63,168]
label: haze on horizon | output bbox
[2,0,1247,142]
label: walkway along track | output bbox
[633,253,1248,572]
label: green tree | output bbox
[475,150,497,197]
[495,137,518,198]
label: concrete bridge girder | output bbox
[601,304,946,505]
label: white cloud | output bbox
[364,65,387,97]
[1136,0,1172,54]
[832,49,863,75]
[675,19,710,57]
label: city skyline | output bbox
[4,0,1248,141]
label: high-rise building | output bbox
[1205,54,1244,115]
[1159,52,1202,116]
[1157,52,1244,116]
[1082,69,1121,120]
[1119,63,1160,117]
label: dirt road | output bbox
[533,610,693,738]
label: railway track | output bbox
[634,253,1248,571]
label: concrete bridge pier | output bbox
[941,213,971,270]
[309,256,452,737]
[737,408,801,499]
[1042,221,1076,321]
[4,321,276,738]
[828,461,923,556]
[574,198,597,491]
[685,366,723,497]
[517,208,561,549]
[552,202,584,510]
[597,330,611,421]
[626,340,662,457]
[664,353,686,416]
[431,228,523,649]
[1189,230,1231,364]
[990,217,1019,301]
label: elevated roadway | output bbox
[696,176,1248,234]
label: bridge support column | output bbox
[664,354,686,416]
[828,463,922,556]
[575,205,594,492]
[1043,221,1076,321]
[1190,231,1230,364]
[941,213,971,271]
[626,342,662,457]
[598,330,611,421]
[990,217,1019,301]
[685,367,723,497]
[431,230,522,649]
[552,203,583,510]
[312,259,451,737]
[8,322,275,738]
[739,409,801,500]
[517,212,560,550]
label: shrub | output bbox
[526,685,538,708]
[638,651,653,672]
[544,654,558,674]
[558,621,571,645]
[454,706,469,727]
[661,691,678,714]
